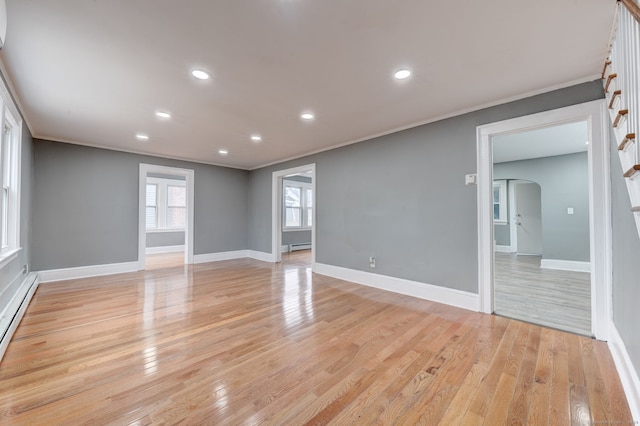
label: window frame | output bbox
[0,82,22,262]
[493,180,508,225]
[145,177,186,232]
[282,179,313,231]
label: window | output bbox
[145,184,158,228]
[145,177,186,231]
[0,98,21,257]
[167,185,186,227]
[493,180,507,224]
[283,179,312,230]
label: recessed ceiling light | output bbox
[218,149,228,156]
[136,133,149,141]
[394,69,411,80]
[155,111,171,119]
[251,135,262,142]
[300,112,315,121]
[191,69,210,80]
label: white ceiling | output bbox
[492,121,589,164]
[0,0,614,170]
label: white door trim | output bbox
[138,164,195,270]
[477,99,611,340]
[271,164,316,268]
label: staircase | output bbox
[603,0,640,239]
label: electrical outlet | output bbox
[22,264,28,274]
[369,257,376,268]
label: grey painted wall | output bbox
[0,121,33,320]
[146,231,185,248]
[248,81,604,293]
[494,224,510,246]
[494,152,589,262]
[282,230,312,246]
[610,128,640,378]
[32,140,249,270]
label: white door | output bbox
[514,181,542,255]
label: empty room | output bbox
[0,0,639,424]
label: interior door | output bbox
[514,182,542,255]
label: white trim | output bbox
[145,245,185,255]
[0,272,38,362]
[38,261,139,283]
[251,76,600,170]
[146,228,186,234]
[495,245,513,253]
[540,259,591,272]
[271,164,316,268]
[315,263,479,312]
[289,243,312,251]
[476,100,612,340]
[248,250,276,263]
[139,164,194,270]
[193,250,248,264]
[608,322,640,422]
[493,180,508,223]
[0,246,20,269]
[281,245,289,253]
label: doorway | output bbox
[477,100,611,340]
[492,120,592,335]
[138,164,195,270]
[271,164,316,268]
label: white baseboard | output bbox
[281,245,289,253]
[145,245,184,255]
[540,259,591,272]
[314,263,479,312]
[495,245,513,253]
[193,250,248,264]
[608,322,640,421]
[38,261,139,283]
[248,250,276,263]
[0,272,39,362]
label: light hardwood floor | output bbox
[0,251,631,424]
[494,253,591,336]
[145,252,185,270]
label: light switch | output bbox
[567,207,574,215]
[465,174,477,185]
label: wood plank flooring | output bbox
[0,251,632,424]
[145,252,185,270]
[494,253,592,336]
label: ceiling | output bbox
[492,121,589,164]
[0,0,615,170]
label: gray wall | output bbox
[0,121,32,318]
[494,223,510,246]
[610,128,640,377]
[32,140,249,270]
[282,230,312,247]
[146,231,185,248]
[248,81,604,293]
[494,153,590,261]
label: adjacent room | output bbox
[0,0,639,424]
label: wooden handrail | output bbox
[632,206,640,213]
[620,0,640,24]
